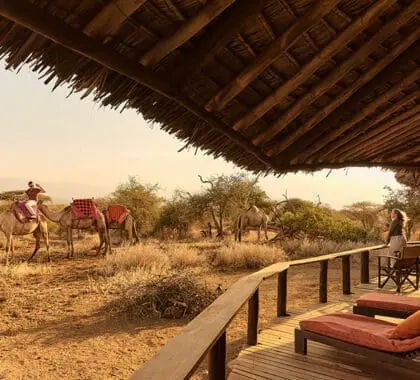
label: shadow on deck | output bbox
[229,280,419,380]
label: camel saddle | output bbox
[106,204,129,226]
[13,201,38,222]
[71,199,100,220]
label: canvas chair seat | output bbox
[378,245,420,293]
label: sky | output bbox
[0,61,401,208]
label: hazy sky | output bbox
[0,61,401,208]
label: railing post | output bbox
[208,331,226,380]
[319,260,328,303]
[342,256,351,295]
[247,289,259,346]
[277,270,288,316]
[360,250,370,284]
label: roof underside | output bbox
[0,0,419,174]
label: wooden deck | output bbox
[229,280,419,380]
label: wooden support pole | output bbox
[247,289,259,346]
[208,332,226,380]
[319,261,328,303]
[277,270,288,316]
[205,0,340,112]
[233,0,393,133]
[361,251,370,284]
[342,256,351,295]
[0,0,277,172]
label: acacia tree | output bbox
[342,202,384,231]
[196,173,273,236]
[109,176,162,233]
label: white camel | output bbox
[235,206,269,242]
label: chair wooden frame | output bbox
[295,328,420,371]
[378,246,420,293]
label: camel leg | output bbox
[28,230,41,262]
[5,234,12,266]
[264,225,269,241]
[105,227,112,255]
[257,226,261,242]
[97,230,104,255]
[42,227,51,262]
[10,237,15,263]
[127,223,133,246]
[133,222,140,244]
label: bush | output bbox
[281,238,376,260]
[213,243,284,269]
[104,271,217,319]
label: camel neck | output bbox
[40,205,66,223]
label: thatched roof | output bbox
[0,0,419,174]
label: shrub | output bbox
[104,271,217,319]
[281,238,375,260]
[213,243,284,269]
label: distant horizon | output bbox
[0,62,402,209]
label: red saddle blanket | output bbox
[106,204,129,225]
[14,201,37,219]
[71,199,100,219]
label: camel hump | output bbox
[249,205,259,212]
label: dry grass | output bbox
[97,244,170,277]
[0,262,51,278]
[167,246,206,268]
[213,243,285,269]
[281,238,377,260]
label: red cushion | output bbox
[299,312,420,352]
[390,311,420,339]
[356,292,420,313]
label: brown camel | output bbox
[0,203,50,265]
[235,206,269,243]
[105,211,140,246]
[38,200,111,258]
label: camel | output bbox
[38,200,111,258]
[235,206,269,242]
[105,211,140,246]
[0,203,50,265]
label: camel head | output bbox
[37,193,52,205]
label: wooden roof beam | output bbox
[84,0,147,39]
[364,122,420,160]
[320,90,420,160]
[345,114,420,161]
[315,70,420,159]
[0,0,277,172]
[173,0,271,85]
[255,2,419,148]
[338,104,420,161]
[139,0,237,66]
[382,142,420,162]
[230,0,395,132]
[205,0,341,113]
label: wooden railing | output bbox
[131,242,420,380]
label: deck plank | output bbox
[229,280,419,380]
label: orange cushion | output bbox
[356,293,420,313]
[390,311,420,339]
[299,312,420,353]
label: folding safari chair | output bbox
[378,245,420,293]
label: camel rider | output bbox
[25,181,45,217]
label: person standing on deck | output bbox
[25,181,45,216]
[386,208,408,256]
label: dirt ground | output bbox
[0,236,376,380]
